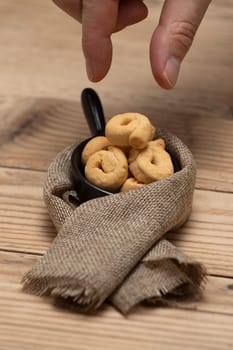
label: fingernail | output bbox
[163,57,181,88]
[86,59,94,82]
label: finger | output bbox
[115,0,148,32]
[53,0,148,82]
[150,0,211,89]
[52,0,82,22]
[82,0,120,82]
[52,0,148,28]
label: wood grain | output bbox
[1,303,232,350]
[0,97,232,192]
[0,166,232,276]
[0,251,233,350]
[1,250,233,316]
[0,167,56,253]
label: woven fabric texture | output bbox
[22,128,205,313]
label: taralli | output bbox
[128,139,165,165]
[138,147,174,181]
[81,112,174,192]
[148,138,166,150]
[129,138,174,183]
[128,148,149,183]
[129,160,150,184]
[85,146,128,191]
[82,136,112,164]
[118,145,131,157]
[128,148,140,164]
[120,177,144,192]
[105,113,156,149]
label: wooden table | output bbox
[0,1,232,349]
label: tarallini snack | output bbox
[81,136,111,164]
[105,112,155,149]
[85,146,128,192]
[82,113,174,192]
[129,139,174,183]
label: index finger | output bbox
[82,0,119,82]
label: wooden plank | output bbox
[1,250,233,316]
[0,252,233,350]
[0,167,232,277]
[0,96,232,192]
[0,167,56,253]
[1,307,232,350]
[168,190,233,277]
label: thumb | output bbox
[150,0,211,89]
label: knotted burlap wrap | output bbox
[22,128,205,314]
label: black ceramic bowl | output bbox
[71,88,180,203]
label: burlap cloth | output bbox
[22,128,205,314]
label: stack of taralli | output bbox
[82,112,174,192]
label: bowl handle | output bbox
[81,88,106,136]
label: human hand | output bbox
[53,0,211,89]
